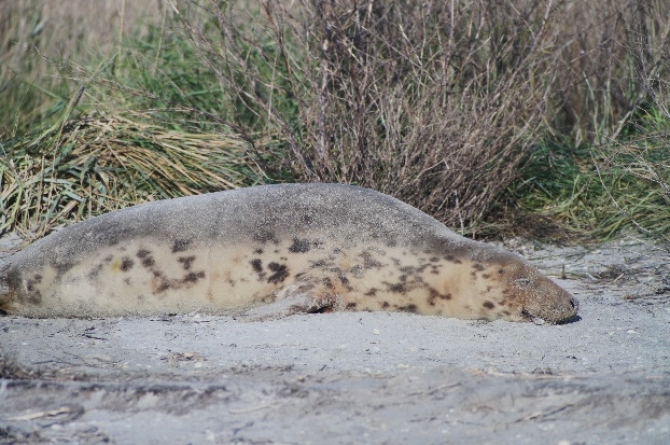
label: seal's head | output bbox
[497,257,578,323]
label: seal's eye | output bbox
[515,278,531,286]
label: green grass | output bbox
[508,132,670,242]
[1,0,669,244]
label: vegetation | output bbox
[1,0,669,244]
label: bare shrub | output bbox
[546,0,670,145]
[3,0,669,233]
[175,0,570,226]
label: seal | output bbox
[0,184,578,322]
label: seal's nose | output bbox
[570,296,579,311]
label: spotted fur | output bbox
[0,184,578,322]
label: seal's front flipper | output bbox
[238,287,345,321]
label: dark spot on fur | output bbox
[427,289,437,306]
[103,255,113,263]
[346,302,357,309]
[502,310,511,316]
[483,301,495,309]
[473,263,485,271]
[135,250,155,268]
[183,273,198,283]
[359,252,383,269]
[365,288,378,296]
[27,290,42,305]
[141,257,155,268]
[3,270,21,299]
[428,288,451,305]
[429,257,439,263]
[302,214,313,225]
[254,249,264,254]
[250,259,263,273]
[387,282,406,293]
[381,301,390,308]
[398,304,418,313]
[267,262,289,284]
[323,277,335,290]
[33,274,42,283]
[183,271,205,283]
[482,273,491,279]
[445,255,463,264]
[53,262,75,275]
[486,286,493,293]
[253,230,278,244]
[156,281,170,293]
[498,269,504,275]
[178,256,196,270]
[172,239,191,253]
[121,257,134,272]
[311,259,335,269]
[289,238,311,253]
[137,249,151,259]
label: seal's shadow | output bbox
[558,314,582,324]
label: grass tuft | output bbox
[0,110,269,238]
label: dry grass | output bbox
[0,0,163,64]
[0,110,267,238]
[0,0,165,134]
[1,0,669,241]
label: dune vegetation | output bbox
[1,0,668,243]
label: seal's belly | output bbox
[24,235,514,320]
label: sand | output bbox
[1,234,669,444]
